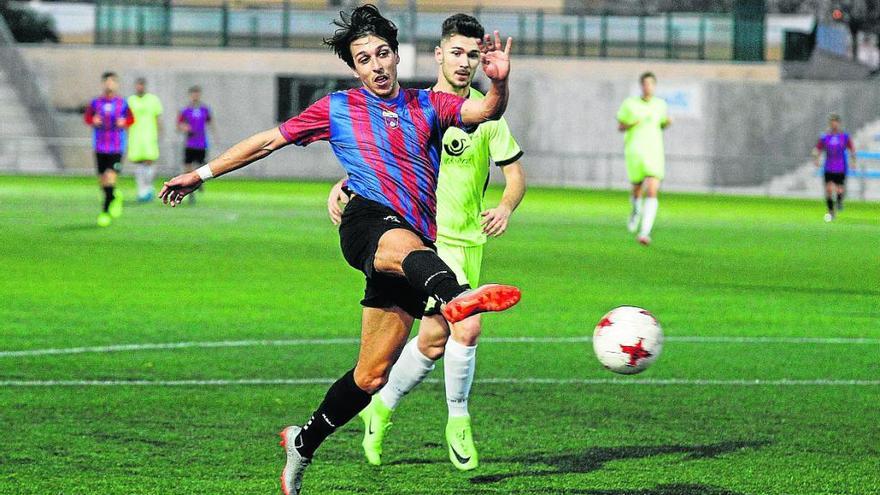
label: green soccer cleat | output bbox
[96,212,112,227]
[446,415,479,471]
[358,396,393,466]
[108,191,123,219]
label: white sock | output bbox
[135,164,149,197]
[639,197,659,237]
[444,338,477,418]
[377,338,435,410]
[144,165,156,195]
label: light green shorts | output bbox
[425,242,483,312]
[625,155,665,183]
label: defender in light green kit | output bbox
[617,71,670,246]
[328,13,525,471]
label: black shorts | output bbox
[338,195,435,319]
[95,153,122,175]
[184,147,207,165]
[824,172,846,185]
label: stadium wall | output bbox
[17,46,880,197]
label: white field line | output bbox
[0,378,878,387]
[0,336,878,359]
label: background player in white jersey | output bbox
[617,72,670,246]
[328,13,526,471]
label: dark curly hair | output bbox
[441,13,485,41]
[324,4,398,69]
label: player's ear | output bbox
[434,46,442,64]
[394,51,400,66]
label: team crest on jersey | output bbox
[382,110,399,129]
[103,103,114,112]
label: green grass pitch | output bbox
[1,175,878,495]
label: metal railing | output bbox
[93,1,736,61]
[0,16,63,170]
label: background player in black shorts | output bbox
[177,86,213,204]
[813,114,857,222]
[84,72,133,227]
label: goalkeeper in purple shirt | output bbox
[813,114,857,222]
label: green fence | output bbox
[94,1,750,61]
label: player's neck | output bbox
[641,94,653,101]
[363,83,400,100]
[432,78,469,97]
[103,91,116,98]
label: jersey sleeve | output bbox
[488,117,523,166]
[154,96,164,116]
[177,110,186,124]
[122,103,134,127]
[279,96,331,146]
[205,107,212,122]
[83,100,95,125]
[428,91,472,132]
[816,136,825,150]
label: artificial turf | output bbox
[1,175,877,495]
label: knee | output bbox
[353,364,391,394]
[417,332,448,360]
[374,240,426,275]
[451,317,482,346]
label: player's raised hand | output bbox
[478,31,512,82]
[159,172,202,207]
[327,181,350,226]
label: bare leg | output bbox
[354,306,415,393]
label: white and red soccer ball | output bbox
[593,306,663,374]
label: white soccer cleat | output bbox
[279,426,311,495]
[627,213,641,233]
[823,213,834,222]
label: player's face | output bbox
[135,81,145,94]
[436,34,481,89]
[830,119,840,132]
[102,76,118,94]
[641,77,656,98]
[190,91,201,104]
[350,35,400,98]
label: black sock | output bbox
[295,369,370,458]
[836,192,844,206]
[401,250,466,304]
[103,186,115,212]
[825,197,834,213]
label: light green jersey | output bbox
[616,96,668,169]
[435,88,523,247]
[127,93,163,161]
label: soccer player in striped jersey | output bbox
[616,72,670,246]
[127,77,163,202]
[813,114,857,222]
[158,5,519,494]
[327,13,526,471]
[84,71,133,227]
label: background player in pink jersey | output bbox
[84,71,133,227]
[158,5,518,494]
[813,114,857,222]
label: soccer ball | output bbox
[592,306,663,375]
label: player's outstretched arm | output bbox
[160,127,288,206]
[461,31,512,126]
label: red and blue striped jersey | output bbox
[279,87,471,240]
[84,96,134,154]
